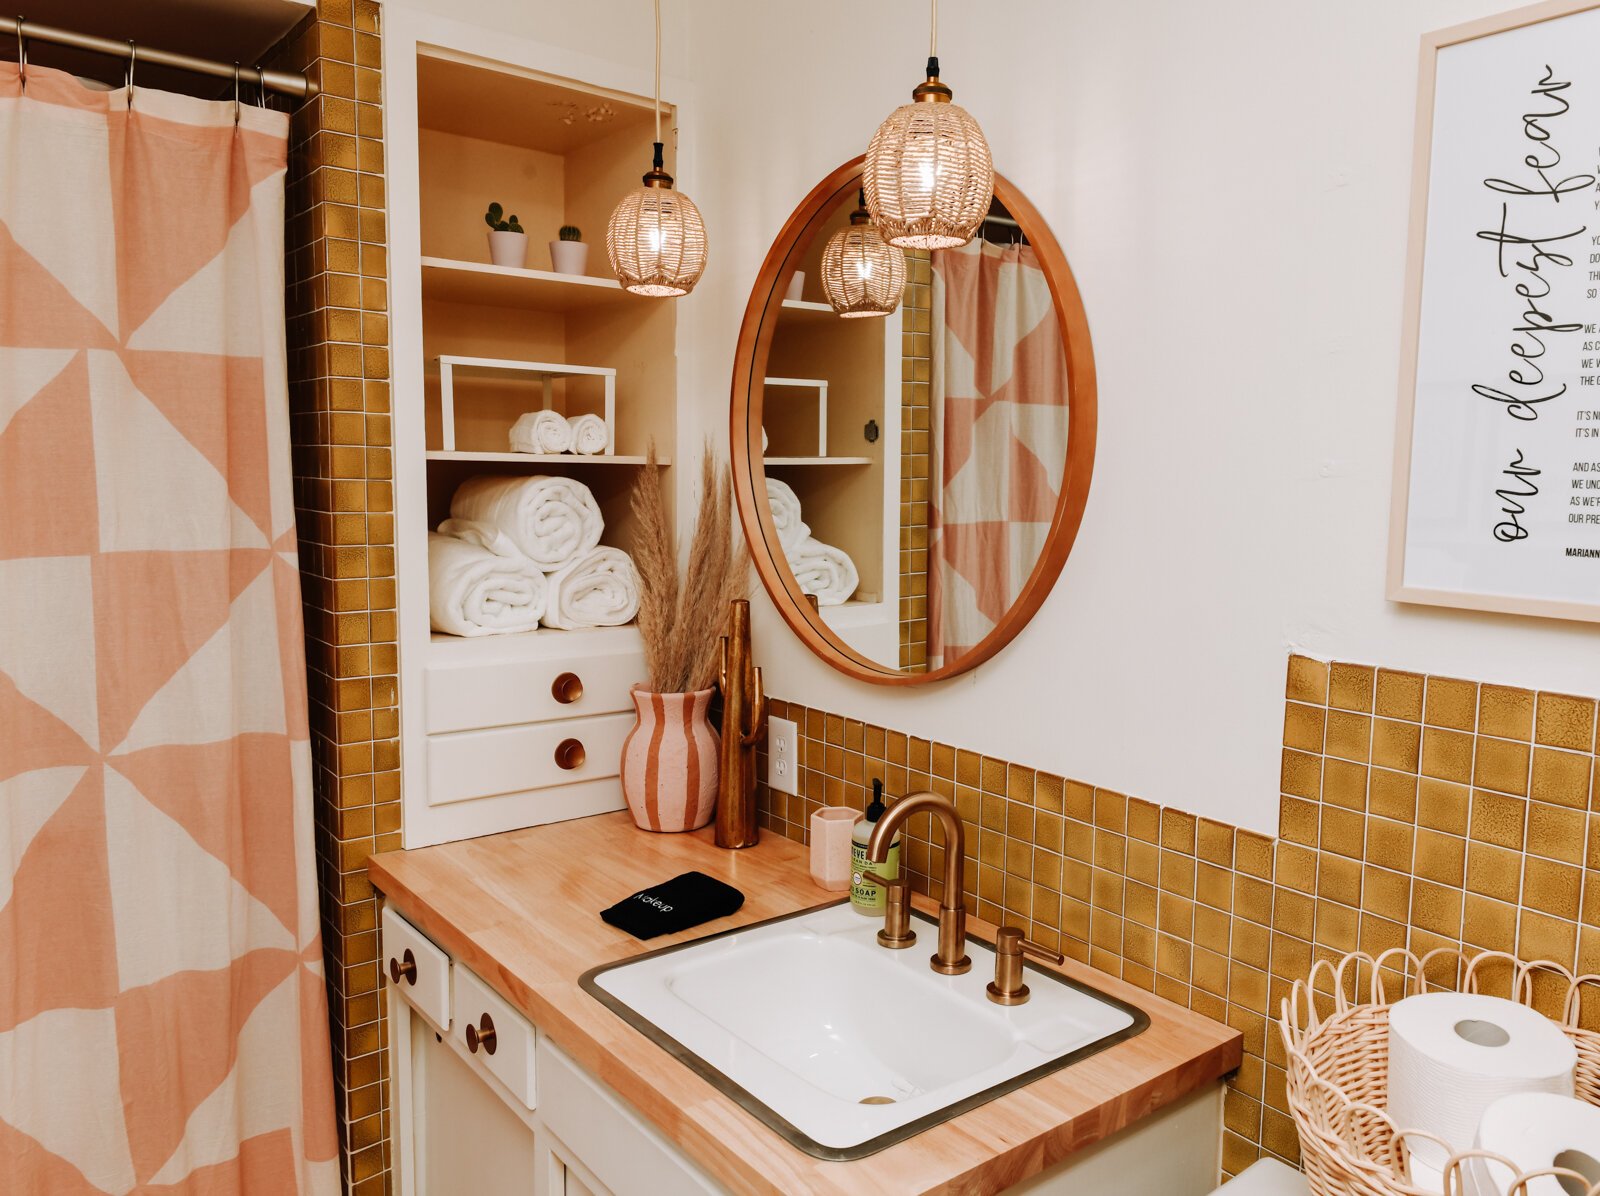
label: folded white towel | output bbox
[542,547,641,629]
[428,531,547,636]
[765,477,810,550]
[568,413,609,455]
[509,409,572,455]
[787,536,858,606]
[449,474,604,571]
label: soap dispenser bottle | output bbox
[850,780,902,916]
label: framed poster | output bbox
[1389,0,1600,622]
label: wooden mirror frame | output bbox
[731,157,1098,685]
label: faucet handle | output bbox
[986,925,1065,1006]
[860,871,916,950]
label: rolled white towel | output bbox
[543,547,641,629]
[787,536,858,606]
[509,409,572,455]
[765,477,809,550]
[568,413,609,455]
[449,474,603,571]
[429,532,547,636]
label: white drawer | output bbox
[424,648,642,733]
[426,711,633,806]
[452,964,537,1109]
[381,906,451,1033]
[538,1039,718,1196]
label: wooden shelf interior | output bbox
[412,48,678,559]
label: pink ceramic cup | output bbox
[809,807,861,891]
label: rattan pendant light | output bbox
[606,0,707,297]
[821,190,907,318]
[863,0,993,250]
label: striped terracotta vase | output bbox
[620,686,720,832]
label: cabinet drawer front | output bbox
[452,965,537,1109]
[424,650,642,734]
[538,1040,719,1196]
[426,712,633,807]
[381,907,451,1033]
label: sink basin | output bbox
[581,901,1148,1159]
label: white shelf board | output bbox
[818,599,893,629]
[429,622,643,664]
[421,256,632,312]
[763,456,871,466]
[426,451,664,465]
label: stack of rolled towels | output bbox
[509,410,610,456]
[1383,989,1599,1193]
[765,478,858,606]
[428,474,640,637]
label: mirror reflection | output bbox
[755,175,1071,674]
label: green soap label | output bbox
[850,839,900,910]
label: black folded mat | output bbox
[600,870,746,941]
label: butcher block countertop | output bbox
[368,813,1242,1195]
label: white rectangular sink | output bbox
[581,901,1147,1159]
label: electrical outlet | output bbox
[767,715,798,795]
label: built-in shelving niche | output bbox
[412,48,679,649]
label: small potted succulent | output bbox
[484,202,527,268]
[549,224,588,276]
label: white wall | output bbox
[670,0,1600,833]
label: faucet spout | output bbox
[866,790,970,975]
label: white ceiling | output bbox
[12,0,313,99]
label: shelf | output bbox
[429,623,643,664]
[819,599,893,629]
[421,257,633,312]
[779,298,839,325]
[426,452,665,465]
[432,355,617,456]
[762,456,870,466]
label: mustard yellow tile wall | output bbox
[899,249,932,673]
[755,656,1600,1177]
[269,1,396,1192]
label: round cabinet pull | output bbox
[550,671,584,704]
[388,948,416,986]
[465,1013,497,1056]
[554,737,586,770]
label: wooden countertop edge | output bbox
[367,823,1243,1196]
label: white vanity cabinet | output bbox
[383,907,723,1196]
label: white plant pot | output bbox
[549,240,589,276]
[487,230,528,269]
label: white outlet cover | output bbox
[767,715,798,795]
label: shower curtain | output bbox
[927,237,1069,668]
[0,64,338,1193]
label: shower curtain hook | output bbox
[256,65,268,107]
[14,16,25,91]
[232,61,240,125]
[124,40,135,107]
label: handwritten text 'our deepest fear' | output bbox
[1473,66,1594,543]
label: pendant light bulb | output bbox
[821,190,907,318]
[863,0,993,250]
[606,0,707,297]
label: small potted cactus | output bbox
[484,202,527,268]
[549,224,588,276]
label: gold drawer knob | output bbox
[554,738,586,770]
[465,1012,497,1056]
[551,672,584,704]
[388,948,416,986]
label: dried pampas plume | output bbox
[629,443,750,693]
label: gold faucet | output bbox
[866,790,970,975]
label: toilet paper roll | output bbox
[1469,1092,1600,1196]
[1387,992,1576,1176]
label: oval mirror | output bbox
[731,158,1097,683]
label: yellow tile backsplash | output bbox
[756,653,1600,1176]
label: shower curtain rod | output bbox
[1,15,317,98]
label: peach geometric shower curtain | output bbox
[927,237,1069,668]
[0,64,338,1194]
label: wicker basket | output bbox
[1278,947,1600,1196]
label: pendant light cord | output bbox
[930,0,937,58]
[653,0,662,145]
